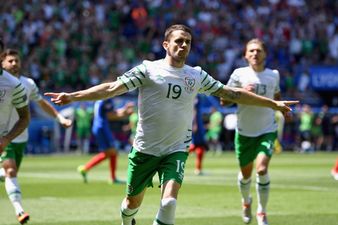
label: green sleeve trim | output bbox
[13,87,25,97]
[201,71,208,84]
[205,81,217,91]
[136,65,146,78]
[134,75,143,85]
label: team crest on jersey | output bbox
[154,75,165,83]
[184,77,195,93]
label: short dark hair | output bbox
[0,49,20,63]
[243,38,267,56]
[164,24,192,41]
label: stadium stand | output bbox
[1,0,337,152]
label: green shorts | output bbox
[235,131,277,167]
[207,129,221,141]
[1,142,27,169]
[76,128,91,138]
[126,147,188,196]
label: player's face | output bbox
[2,54,21,76]
[244,42,266,68]
[163,30,191,63]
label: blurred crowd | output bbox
[1,0,338,152]
[1,0,337,100]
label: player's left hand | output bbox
[274,100,299,113]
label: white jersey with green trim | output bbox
[0,70,28,137]
[9,76,42,143]
[226,66,280,137]
[118,59,223,156]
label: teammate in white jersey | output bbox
[45,25,298,225]
[0,49,72,224]
[222,38,287,225]
[0,42,30,225]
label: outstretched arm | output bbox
[213,86,298,113]
[45,80,128,106]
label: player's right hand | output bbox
[44,92,72,106]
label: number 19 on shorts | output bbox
[176,160,185,180]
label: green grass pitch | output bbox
[0,151,337,225]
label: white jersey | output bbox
[118,59,223,156]
[9,76,42,143]
[0,70,28,137]
[226,66,280,137]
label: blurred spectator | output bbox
[332,115,338,150]
[298,104,314,152]
[297,70,310,93]
[206,106,223,154]
[311,115,324,151]
[74,103,93,154]
[318,105,334,151]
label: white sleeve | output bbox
[198,69,223,95]
[118,63,147,91]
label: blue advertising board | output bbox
[310,66,338,90]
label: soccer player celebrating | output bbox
[0,48,72,224]
[45,24,298,225]
[0,43,30,224]
[221,38,288,225]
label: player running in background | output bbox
[0,48,72,224]
[77,98,133,184]
[45,24,298,225]
[206,106,223,154]
[189,95,207,175]
[221,38,289,225]
[331,158,338,180]
[0,44,30,224]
